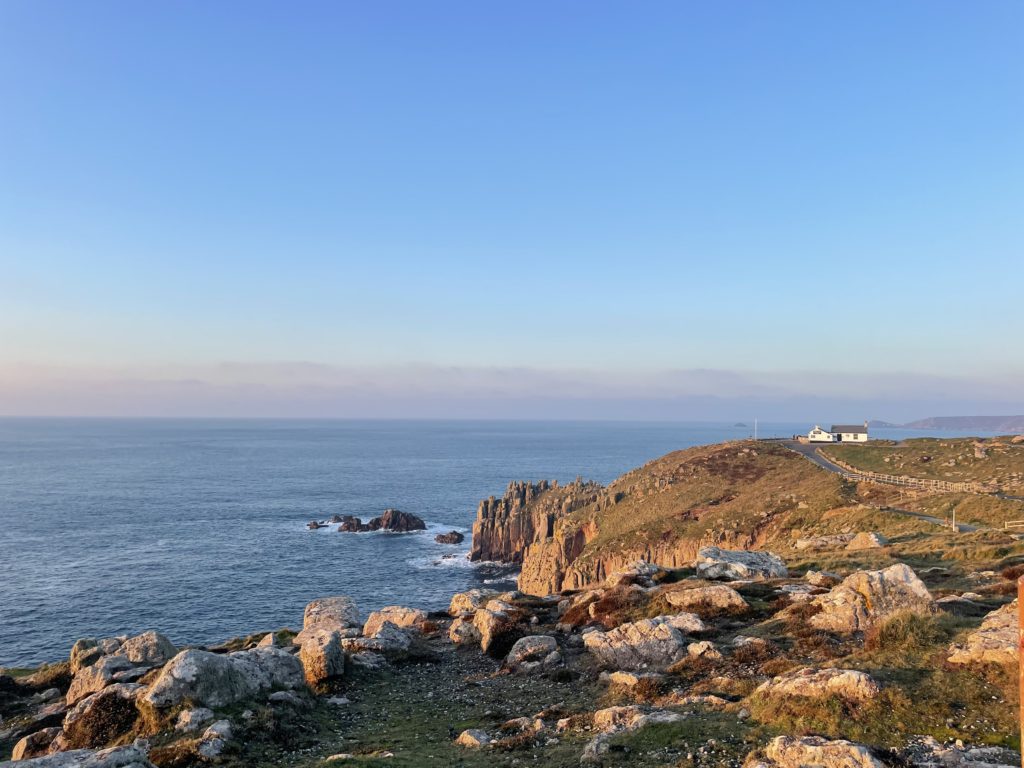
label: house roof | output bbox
[831,424,867,434]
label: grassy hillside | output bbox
[823,437,1024,494]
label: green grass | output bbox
[824,438,1024,493]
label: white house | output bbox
[831,423,869,443]
[806,422,870,443]
[807,425,835,443]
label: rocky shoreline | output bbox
[2,440,1022,767]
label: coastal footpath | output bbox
[2,438,1023,767]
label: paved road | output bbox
[781,440,981,533]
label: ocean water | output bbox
[0,418,991,667]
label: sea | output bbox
[0,418,995,667]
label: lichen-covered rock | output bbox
[362,606,428,636]
[455,728,492,748]
[686,640,722,660]
[67,655,134,705]
[582,706,683,763]
[754,667,880,703]
[749,735,885,768]
[116,631,177,666]
[806,570,842,588]
[174,707,215,732]
[664,584,748,613]
[61,683,145,750]
[0,745,157,767]
[473,606,519,653]
[605,561,664,587]
[583,615,703,670]
[846,532,888,550]
[448,589,492,617]
[808,563,935,634]
[299,629,345,686]
[448,616,482,645]
[341,622,412,658]
[142,648,304,709]
[300,596,361,637]
[948,600,1017,665]
[694,547,787,580]
[10,727,62,760]
[505,635,560,672]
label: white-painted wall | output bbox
[808,426,835,443]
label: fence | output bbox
[821,452,996,495]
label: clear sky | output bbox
[1,2,1022,419]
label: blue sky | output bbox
[1,2,1022,418]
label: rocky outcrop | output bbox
[694,547,787,580]
[749,736,885,768]
[808,563,935,634]
[504,636,560,673]
[363,606,428,636]
[449,589,493,617]
[296,596,361,644]
[663,584,748,614]
[582,706,684,763]
[10,727,62,760]
[142,648,305,709]
[470,479,601,564]
[337,509,426,533]
[299,630,345,686]
[435,531,465,544]
[582,614,704,670]
[753,668,880,703]
[61,684,145,750]
[948,600,1017,665]
[846,532,888,550]
[116,632,176,666]
[0,745,157,767]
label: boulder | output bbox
[448,589,492,617]
[337,509,426,533]
[371,508,426,532]
[694,547,787,580]
[504,635,560,672]
[363,606,428,636]
[754,668,880,703]
[116,631,177,666]
[67,655,134,705]
[448,617,482,645]
[174,707,214,732]
[582,706,683,763]
[455,728,492,748]
[846,532,888,550]
[664,585,748,614]
[806,570,842,588]
[301,596,361,635]
[583,615,703,670]
[435,531,465,545]
[751,735,885,768]
[600,671,664,688]
[808,563,935,634]
[473,607,519,654]
[606,561,664,588]
[70,639,103,674]
[10,727,62,760]
[948,600,1017,665]
[0,746,157,767]
[341,622,412,658]
[61,683,145,750]
[142,647,304,709]
[686,640,722,660]
[196,719,232,760]
[299,630,345,686]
